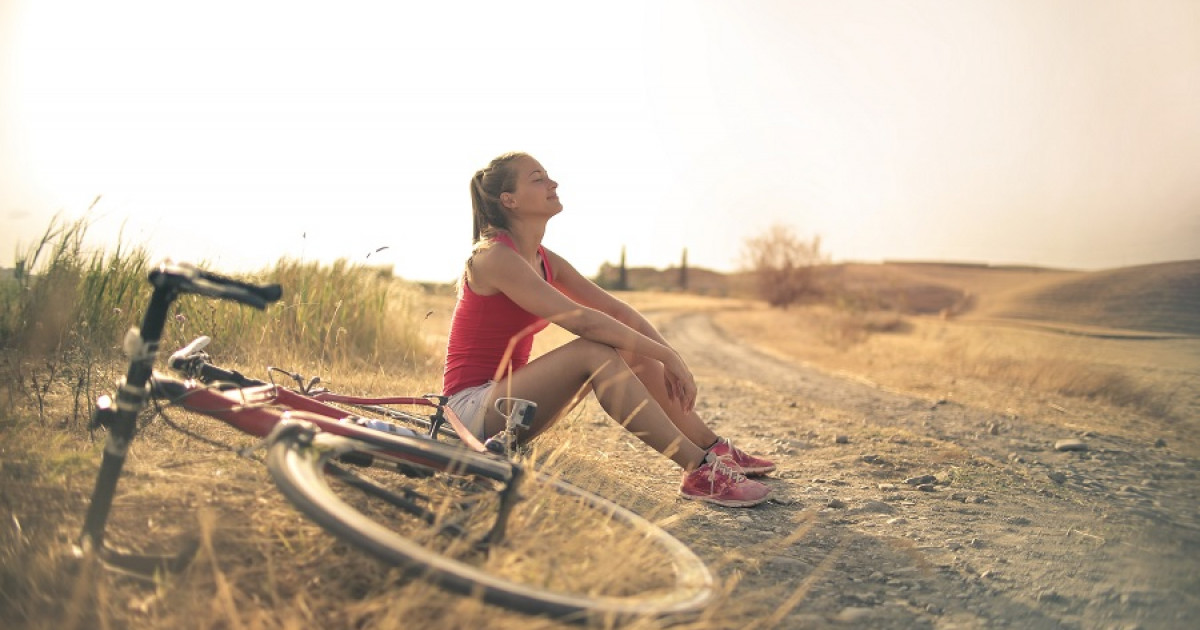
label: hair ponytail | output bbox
[470,170,489,243]
[468,152,528,246]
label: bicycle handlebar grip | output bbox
[150,261,283,309]
[196,267,283,303]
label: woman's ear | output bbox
[500,192,516,209]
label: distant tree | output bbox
[617,245,628,291]
[741,224,828,309]
[679,247,689,291]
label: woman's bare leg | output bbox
[482,339,708,470]
[620,350,720,449]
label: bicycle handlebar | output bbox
[82,261,282,554]
[150,261,282,309]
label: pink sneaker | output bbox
[680,452,771,507]
[709,437,776,476]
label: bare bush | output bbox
[741,224,828,308]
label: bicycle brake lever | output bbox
[167,336,212,371]
[266,366,309,392]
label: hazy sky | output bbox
[3,0,1198,282]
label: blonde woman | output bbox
[443,152,775,507]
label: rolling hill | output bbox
[603,259,1200,337]
[976,260,1200,336]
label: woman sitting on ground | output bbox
[442,151,776,507]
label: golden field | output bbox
[2,257,1197,629]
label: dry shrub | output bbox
[740,225,828,309]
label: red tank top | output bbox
[442,234,554,397]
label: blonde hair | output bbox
[460,152,530,293]
[469,151,529,246]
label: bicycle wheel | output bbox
[264,420,715,622]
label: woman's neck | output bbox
[504,220,547,264]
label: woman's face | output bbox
[503,156,562,219]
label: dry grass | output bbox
[4,234,1197,628]
[0,369,762,630]
[712,260,1200,454]
[0,282,782,629]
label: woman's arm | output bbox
[543,248,671,346]
[469,245,695,409]
[469,245,666,359]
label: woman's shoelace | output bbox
[704,452,749,482]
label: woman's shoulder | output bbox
[470,236,519,265]
[466,237,524,293]
[470,231,518,258]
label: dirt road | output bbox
[598,309,1200,629]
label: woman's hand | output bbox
[662,352,697,414]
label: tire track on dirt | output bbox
[659,311,1017,461]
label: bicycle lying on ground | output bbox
[76,261,715,622]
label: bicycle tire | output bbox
[264,421,715,622]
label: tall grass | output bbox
[0,214,434,425]
[163,257,429,372]
[1,213,148,357]
[240,257,429,369]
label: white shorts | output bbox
[445,381,495,440]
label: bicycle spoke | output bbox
[324,463,468,539]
